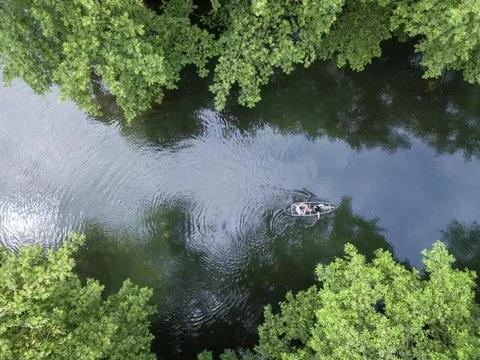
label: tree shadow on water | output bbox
[74,206,201,304]
[90,67,210,148]
[229,42,480,159]
[441,220,480,300]
[91,41,480,160]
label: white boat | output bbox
[290,201,336,218]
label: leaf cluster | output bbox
[2,0,480,120]
[202,242,480,359]
[255,242,480,359]
[0,0,214,122]
[0,233,155,360]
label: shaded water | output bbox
[1,44,480,358]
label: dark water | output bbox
[1,44,480,358]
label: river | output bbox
[1,45,480,358]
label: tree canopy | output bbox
[200,242,480,359]
[0,0,214,121]
[0,233,155,360]
[1,0,480,121]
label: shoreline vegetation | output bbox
[2,1,480,358]
[1,234,478,359]
[1,0,480,122]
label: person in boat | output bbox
[313,204,329,219]
[295,202,312,215]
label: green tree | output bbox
[0,233,155,360]
[391,0,480,84]
[210,0,480,109]
[202,242,480,359]
[258,242,480,359]
[2,0,480,120]
[0,0,214,122]
[441,220,480,300]
[208,0,344,109]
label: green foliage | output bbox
[254,242,480,359]
[318,0,392,71]
[2,0,480,119]
[0,233,155,360]
[392,0,480,84]
[0,0,214,122]
[209,0,344,109]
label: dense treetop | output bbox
[200,242,480,359]
[0,0,214,120]
[1,0,480,121]
[0,234,155,360]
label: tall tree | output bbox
[201,242,480,359]
[2,0,480,120]
[0,233,155,360]
[391,0,480,84]
[257,242,480,359]
[0,0,214,121]
[208,0,397,109]
[208,0,345,109]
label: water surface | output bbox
[1,45,480,358]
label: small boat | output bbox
[290,201,336,218]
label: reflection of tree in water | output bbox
[441,220,480,299]
[74,207,190,303]
[73,198,391,359]
[74,207,213,358]
[92,69,208,147]
[74,223,157,295]
[234,42,480,158]
[91,41,480,159]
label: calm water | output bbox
[1,45,480,358]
